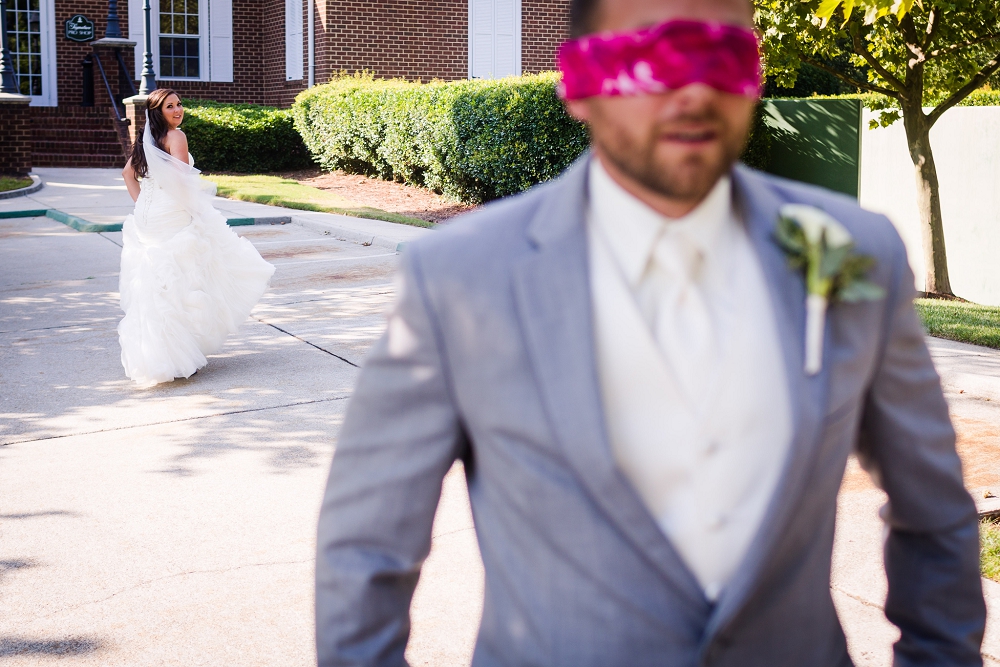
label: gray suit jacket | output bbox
[316,157,986,667]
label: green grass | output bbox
[0,176,32,193]
[204,174,435,229]
[982,518,1000,581]
[915,298,1000,350]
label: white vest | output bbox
[587,179,793,601]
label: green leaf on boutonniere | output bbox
[775,204,886,304]
[775,215,807,269]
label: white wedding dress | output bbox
[118,124,274,387]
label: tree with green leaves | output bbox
[756,0,1000,296]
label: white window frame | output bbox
[130,0,231,83]
[152,0,209,81]
[468,0,521,80]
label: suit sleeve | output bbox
[315,248,464,667]
[856,231,986,666]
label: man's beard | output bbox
[594,116,745,206]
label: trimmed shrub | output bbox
[958,89,1000,107]
[293,73,589,204]
[294,73,780,203]
[182,100,313,173]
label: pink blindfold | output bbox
[557,19,762,101]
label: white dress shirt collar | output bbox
[588,158,733,288]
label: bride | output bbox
[119,88,274,387]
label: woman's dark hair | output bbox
[128,88,180,178]
[569,0,601,37]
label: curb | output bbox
[290,214,409,252]
[0,175,43,200]
[0,209,279,233]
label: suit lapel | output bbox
[511,156,708,610]
[704,166,832,639]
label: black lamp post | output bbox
[0,0,20,95]
[137,0,156,94]
[105,0,123,39]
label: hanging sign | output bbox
[65,15,95,42]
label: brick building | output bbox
[0,0,571,170]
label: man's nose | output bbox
[656,83,718,121]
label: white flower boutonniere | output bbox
[775,204,886,376]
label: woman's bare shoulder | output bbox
[164,128,188,147]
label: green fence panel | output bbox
[761,98,863,198]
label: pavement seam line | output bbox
[270,251,397,267]
[254,316,359,368]
[97,231,123,248]
[33,559,314,621]
[0,395,350,448]
[0,319,118,335]
[830,585,884,610]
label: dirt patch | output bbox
[258,245,342,261]
[839,415,1000,494]
[955,416,1000,489]
[280,168,476,224]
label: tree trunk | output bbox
[902,107,953,296]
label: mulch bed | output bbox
[282,168,476,224]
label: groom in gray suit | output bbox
[316,0,986,664]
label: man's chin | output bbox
[642,164,730,204]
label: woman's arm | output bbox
[163,129,189,164]
[122,158,140,202]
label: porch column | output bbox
[0,94,32,176]
[123,94,147,146]
[0,0,31,176]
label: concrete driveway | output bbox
[0,213,482,666]
[2,204,1000,665]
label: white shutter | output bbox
[494,0,516,77]
[209,0,233,82]
[128,0,144,79]
[471,0,493,78]
[285,0,304,81]
[469,0,520,79]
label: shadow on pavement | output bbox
[0,636,106,657]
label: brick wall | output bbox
[55,0,122,107]
[0,101,33,176]
[44,0,570,111]
[160,0,267,103]
[522,0,571,74]
[262,0,308,107]
[317,0,468,82]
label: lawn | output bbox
[982,518,1000,581]
[915,298,1000,350]
[0,176,32,193]
[204,174,434,228]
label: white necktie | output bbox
[647,230,715,403]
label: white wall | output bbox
[860,107,1000,304]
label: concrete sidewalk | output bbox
[833,337,1000,666]
[0,168,431,250]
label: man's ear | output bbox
[564,99,591,124]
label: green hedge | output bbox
[293,74,780,203]
[182,100,313,173]
[292,73,590,204]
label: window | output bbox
[469,0,520,79]
[158,0,200,78]
[131,0,231,82]
[6,0,43,96]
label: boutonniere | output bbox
[775,204,885,376]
